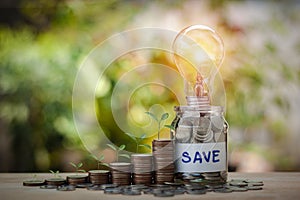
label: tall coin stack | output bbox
[131,154,153,185]
[109,162,131,185]
[88,170,110,185]
[152,140,175,184]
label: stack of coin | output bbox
[152,139,175,184]
[45,178,66,186]
[67,174,88,186]
[88,170,110,185]
[131,154,153,185]
[109,162,131,185]
[23,179,45,186]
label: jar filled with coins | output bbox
[171,96,228,185]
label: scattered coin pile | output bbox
[23,174,264,196]
[152,139,175,184]
[88,170,109,185]
[109,162,131,185]
[67,174,88,186]
[131,154,153,185]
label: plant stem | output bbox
[158,122,161,140]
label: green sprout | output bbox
[164,124,175,131]
[107,144,130,162]
[145,112,169,140]
[125,133,151,153]
[49,170,61,178]
[69,162,86,175]
[32,174,38,180]
[91,154,109,169]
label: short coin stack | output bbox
[45,178,66,186]
[131,154,153,185]
[152,139,175,184]
[67,174,88,186]
[109,162,131,185]
[88,170,109,185]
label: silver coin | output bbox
[229,181,248,187]
[186,189,206,195]
[246,186,263,190]
[245,179,263,183]
[100,184,118,189]
[228,186,248,192]
[104,188,123,194]
[211,115,224,132]
[40,185,57,189]
[230,179,246,182]
[214,188,232,193]
[76,183,93,188]
[57,185,76,191]
[153,189,175,197]
[248,182,264,186]
[123,189,142,195]
[87,185,103,190]
[164,182,183,186]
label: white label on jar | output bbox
[175,142,226,172]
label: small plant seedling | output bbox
[125,133,151,153]
[107,144,130,162]
[90,154,109,169]
[69,162,86,175]
[49,170,61,178]
[31,174,38,180]
[165,124,175,131]
[145,112,169,140]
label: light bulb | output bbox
[172,25,224,100]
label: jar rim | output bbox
[174,105,223,113]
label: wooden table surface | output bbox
[0,172,299,200]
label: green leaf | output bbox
[139,144,151,149]
[119,154,130,159]
[140,134,146,140]
[56,170,59,174]
[77,169,86,173]
[91,154,98,161]
[69,162,77,168]
[164,124,175,130]
[119,144,126,150]
[99,154,104,161]
[107,144,117,151]
[100,163,109,167]
[78,162,83,168]
[49,170,55,174]
[125,132,137,142]
[161,113,169,121]
[145,111,158,122]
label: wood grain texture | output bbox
[0,173,299,200]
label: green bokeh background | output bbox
[1,0,300,172]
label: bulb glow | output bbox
[172,25,224,98]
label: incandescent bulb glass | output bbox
[172,25,224,99]
[171,25,229,184]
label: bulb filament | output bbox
[194,73,207,97]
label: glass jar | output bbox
[171,96,228,184]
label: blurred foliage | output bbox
[1,0,300,172]
[0,0,146,171]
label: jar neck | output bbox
[174,96,223,113]
[186,96,210,107]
